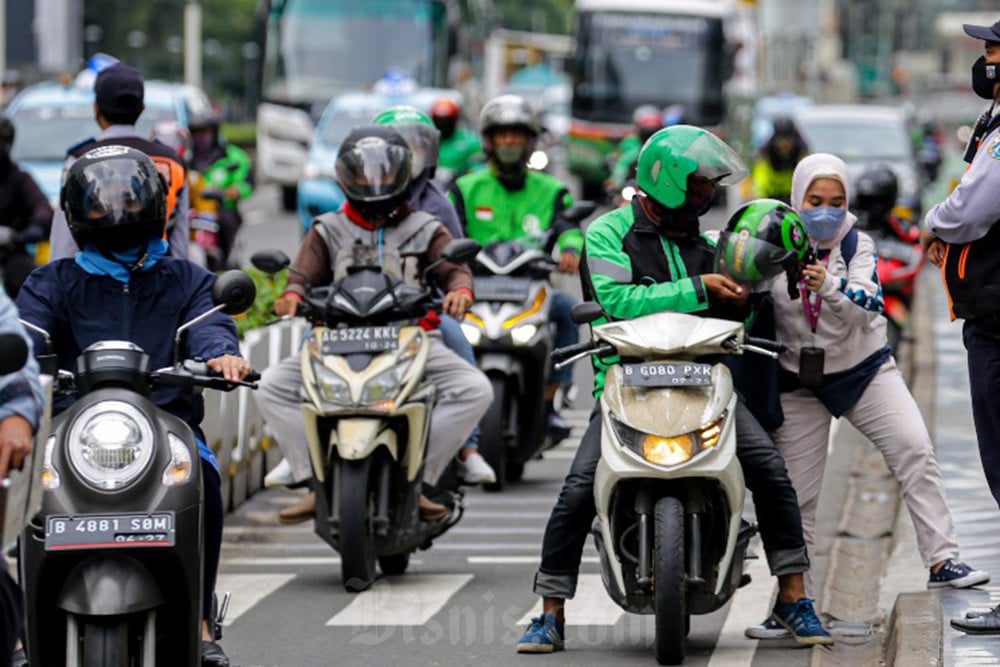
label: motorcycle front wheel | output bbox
[339,458,377,592]
[81,617,129,667]
[653,496,687,666]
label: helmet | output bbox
[61,145,167,252]
[631,104,660,125]
[186,110,219,132]
[430,97,461,139]
[150,119,191,162]
[634,109,663,144]
[854,165,898,221]
[479,94,541,136]
[636,125,748,209]
[371,105,440,176]
[771,116,796,137]
[335,125,412,223]
[716,199,809,282]
[0,115,14,144]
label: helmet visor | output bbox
[392,123,439,174]
[74,157,163,229]
[336,139,411,201]
[714,231,795,282]
[673,132,749,186]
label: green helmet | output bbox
[636,125,748,209]
[371,105,440,176]
[715,198,809,282]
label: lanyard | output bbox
[799,251,829,334]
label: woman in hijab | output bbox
[770,153,984,593]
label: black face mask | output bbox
[972,56,1000,100]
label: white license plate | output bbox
[621,362,713,387]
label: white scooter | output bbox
[554,302,784,665]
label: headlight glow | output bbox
[41,434,59,490]
[361,359,413,410]
[612,411,728,468]
[162,432,193,486]
[312,362,352,404]
[460,322,482,346]
[503,287,547,329]
[510,324,538,345]
[67,401,154,490]
[642,434,696,466]
[528,150,549,171]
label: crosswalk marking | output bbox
[517,574,625,626]
[706,555,773,666]
[326,574,473,627]
[217,573,296,625]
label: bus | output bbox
[255,0,455,210]
[566,0,737,198]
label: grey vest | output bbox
[313,210,440,284]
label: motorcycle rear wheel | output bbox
[481,376,509,492]
[81,617,129,667]
[339,458,378,592]
[653,496,687,666]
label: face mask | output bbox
[800,206,847,242]
[494,144,526,167]
[972,56,999,100]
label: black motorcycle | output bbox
[19,271,258,667]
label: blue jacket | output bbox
[16,257,240,433]
[0,289,43,429]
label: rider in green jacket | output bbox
[448,94,582,436]
[430,97,483,184]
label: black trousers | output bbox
[0,557,23,665]
[963,320,1000,509]
[533,400,809,599]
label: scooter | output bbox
[251,239,481,593]
[19,271,258,667]
[554,302,784,665]
[460,201,596,490]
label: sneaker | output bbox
[744,616,791,640]
[277,491,315,525]
[264,458,295,488]
[928,559,990,589]
[516,613,565,653]
[545,412,572,443]
[458,451,497,485]
[201,640,231,666]
[771,598,834,646]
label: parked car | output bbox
[296,88,462,233]
[6,78,213,206]
[793,104,923,222]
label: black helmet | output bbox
[186,110,219,132]
[335,125,412,224]
[61,145,167,252]
[0,115,14,144]
[771,116,796,136]
[854,165,898,222]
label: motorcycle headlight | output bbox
[162,432,193,486]
[312,362,352,405]
[460,322,482,346]
[361,360,413,410]
[612,411,727,468]
[67,401,155,490]
[510,324,538,345]
[41,434,59,490]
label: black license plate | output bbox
[45,512,175,551]
[621,362,713,387]
[321,326,400,355]
[474,276,532,302]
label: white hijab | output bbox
[790,153,857,249]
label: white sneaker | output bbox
[264,458,296,488]
[458,451,497,485]
[744,616,791,640]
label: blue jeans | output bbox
[549,290,580,385]
[438,314,481,452]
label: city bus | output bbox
[566,0,737,198]
[255,0,455,209]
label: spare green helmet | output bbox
[372,105,440,176]
[636,125,748,209]
[715,199,809,283]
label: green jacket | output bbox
[750,156,793,201]
[449,168,583,254]
[609,134,643,187]
[582,202,733,397]
[438,127,483,175]
[200,144,253,210]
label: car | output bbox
[750,93,814,150]
[6,77,213,207]
[296,88,463,233]
[792,104,923,222]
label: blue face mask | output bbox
[800,206,846,242]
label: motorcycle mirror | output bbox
[212,270,257,316]
[562,201,598,223]
[441,239,481,264]
[0,333,28,374]
[570,302,606,325]
[250,250,291,275]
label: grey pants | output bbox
[255,335,492,486]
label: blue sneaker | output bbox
[516,613,565,653]
[928,559,990,589]
[744,615,791,640]
[771,598,834,646]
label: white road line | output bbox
[326,574,473,627]
[216,573,296,625]
[706,556,773,667]
[224,556,341,566]
[517,574,624,626]
[467,556,600,565]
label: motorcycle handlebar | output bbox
[743,337,787,354]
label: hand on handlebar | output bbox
[442,290,473,319]
[559,250,581,275]
[0,415,32,480]
[207,354,253,382]
[702,273,747,305]
[274,294,301,317]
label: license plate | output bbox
[621,362,713,387]
[474,276,532,302]
[44,512,175,551]
[321,326,400,355]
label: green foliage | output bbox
[235,266,286,339]
[222,122,256,147]
[488,0,575,34]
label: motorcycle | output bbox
[461,201,597,491]
[19,271,259,667]
[188,179,227,271]
[250,238,481,593]
[553,302,785,665]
